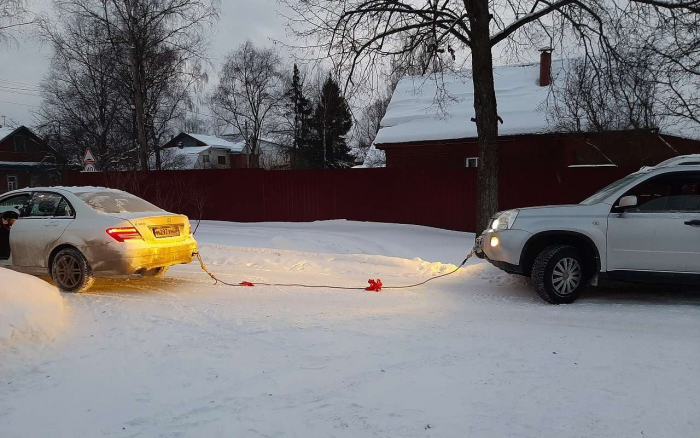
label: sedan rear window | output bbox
[76,191,163,214]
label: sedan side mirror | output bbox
[618,195,638,209]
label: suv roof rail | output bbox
[653,154,700,168]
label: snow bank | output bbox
[0,268,65,344]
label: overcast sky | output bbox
[0,0,289,128]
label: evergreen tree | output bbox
[286,64,313,168]
[303,74,353,169]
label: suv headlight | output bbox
[490,209,519,231]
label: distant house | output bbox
[162,133,248,169]
[162,132,288,169]
[219,133,288,169]
[369,53,700,169]
[0,126,62,193]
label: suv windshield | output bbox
[580,173,646,205]
[76,191,162,214]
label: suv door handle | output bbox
[684,220,700,227]
[45,221,59,227]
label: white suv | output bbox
[476,155,700,304]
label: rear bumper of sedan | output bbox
[84,238,198,277]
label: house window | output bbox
[7,175,18,191]
[466,157,479,168]
[202,154,210,164]
[14,135,26,153]
[217,156,227,166]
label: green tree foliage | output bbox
[285,64,314,168]
[301,75,354,169]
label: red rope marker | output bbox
[365,279,383,292]
[194,250,474,292]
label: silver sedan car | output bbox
[0,187,198,292]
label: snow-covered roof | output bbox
[166,133,248,169]
[3,186,129,195]
[174,145,210,169]
[375,59,700,146]
[185,133,245,153]
[0,161,46,167]
[375,61,561,145]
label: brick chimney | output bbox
[539,48,552,87]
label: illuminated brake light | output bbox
[106,227,143,242]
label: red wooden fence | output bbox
[66,166,635,232]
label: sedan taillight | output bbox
[106,227,143,242]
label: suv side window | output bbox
[24,192,64,218]
[623,172,700,213]
[0,194,31,214]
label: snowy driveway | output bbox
[2,221,700,438]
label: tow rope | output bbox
[193,248,474,292]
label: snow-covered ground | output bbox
[0,268,65,344]
[1,220,699,438]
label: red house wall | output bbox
[0,129,47,163]
[381,135,567,169]
[0,127,59,193]
[379,132,700,170]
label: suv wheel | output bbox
[51,248,94,293]
[531,245,587,304]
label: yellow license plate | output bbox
[153,226,180,238]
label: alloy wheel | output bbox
[551,257,582,296]
[55,254,83,289]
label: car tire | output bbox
[142,266,169,278]
[531,245,587,304]
[51,248,94,293]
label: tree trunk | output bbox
[131,50,149,171]
[152,127,162,170]
[322,123,327,169]
[469,0,499,234]
[154,146,162,170]
[248,135,260,168]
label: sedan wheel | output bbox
[51,248,94,293]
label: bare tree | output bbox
[0,0,33,44]
[37,13,134,169]
[637,13,700,134]
[549,55,661,133]
[38,0,216,170]
[53,0,218,171]
[209,41,285,168]
[284,0,700,232]
[353,93,391,162]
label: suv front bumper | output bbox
[475,229,532,275]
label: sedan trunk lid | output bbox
[118,213,190,244]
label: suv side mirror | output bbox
[618,195,638,209]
